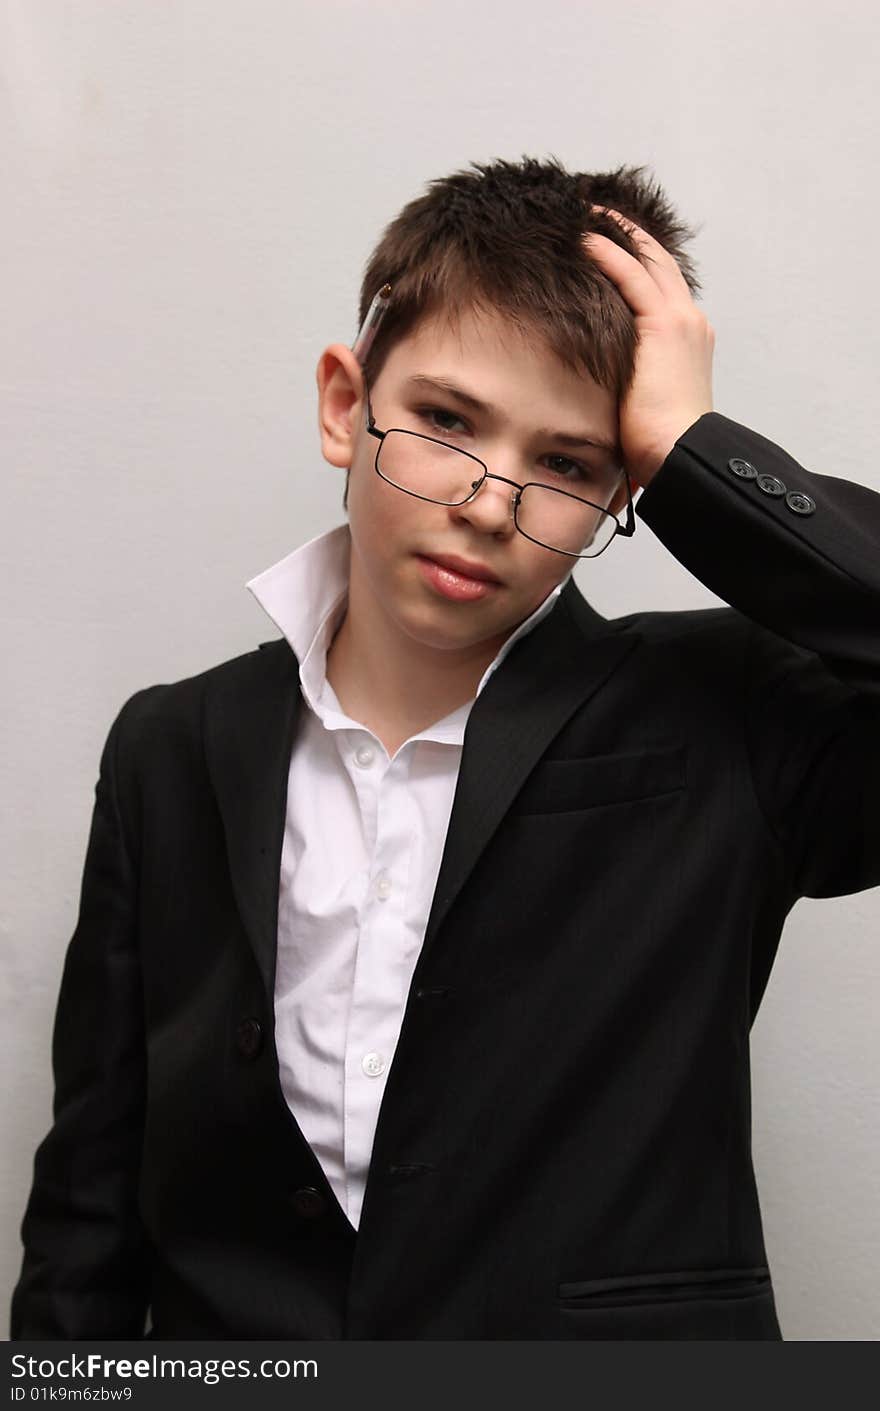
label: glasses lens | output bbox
[518,482,619,557]
[377,430,481,504]
[376,430,622,557]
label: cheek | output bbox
[350,459,401,530]
[349,469,427,568]
[518,544,568,600]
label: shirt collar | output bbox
[246,522,570,741]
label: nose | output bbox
[449,472,518,538]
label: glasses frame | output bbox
[361,383,636,560]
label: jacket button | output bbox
[727,457,757,479]
[235,1017,263,1059]
[756,473,787,496]
[785,490,816,515]
[291,1186,327,1219]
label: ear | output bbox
[316,344,366,469]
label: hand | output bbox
[584,205,715,489]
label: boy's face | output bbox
[317,305,625,659]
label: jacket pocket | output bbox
[513,744,687,816]
[557,1265,771,1308]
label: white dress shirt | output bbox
[245,522,569,1230]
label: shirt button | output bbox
[355,744,375,767]
[362,1051,386,1077]
[375,872,392,900]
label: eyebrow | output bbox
[402,374,620,455]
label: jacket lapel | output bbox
[416,577,640,967]
[204,640,302,1005]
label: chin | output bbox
[397,601,511,651]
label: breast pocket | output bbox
[512,744,687,816]
[557,1265,771,1309]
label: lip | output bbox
[416,553,503,604]
[418,552,503,584]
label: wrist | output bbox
[636,412,713,488]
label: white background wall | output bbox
[2,0,878,1341]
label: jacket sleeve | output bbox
[634,410,880,901]
[10,696,152,1338]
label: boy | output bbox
[11,157,880,1340]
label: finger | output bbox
[582,230,668,317]
[590,205,692,293]
[590,205,667,261]
[589,205,693,302]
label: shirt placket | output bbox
[340,734,417,1220]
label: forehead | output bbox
[379,305,619,448]
[392,303,544,365]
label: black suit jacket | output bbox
[11,412,880,1340]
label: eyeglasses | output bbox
[362,387,636,559]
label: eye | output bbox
[415,407,599,485]
[417,405,468,436]
[544,454,593,483]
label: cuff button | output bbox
[727,457,758,479]
[756,473,787,496]
[784,490,816,515]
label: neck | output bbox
[325,560,512,750]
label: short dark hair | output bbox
[342,155,702,510]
